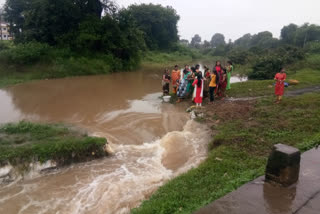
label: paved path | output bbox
[195,148,320,214]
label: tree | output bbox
[234,33,252,49]
[281,23,298,45]
[202,40,211,49]
[122,4,180,50]
[191,34,201,48]
[295,23,320,47]
[179,39,189,46]
[210,33,226,48]
[4,0,116,44]
[250,31,279,49]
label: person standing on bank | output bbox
[226,61,233,90]
[177,67,191,103]
[209,69,219,104]
[162,69,171,96]
[274,68,287,104]
[192,73,204,107]
[171,65,181,94]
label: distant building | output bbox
[0,8,13,40]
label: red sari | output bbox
[192,79,204,104]
[274,73,287,96]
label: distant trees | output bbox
[210,33,226,48]
[281,23,320,47]
[122,4,180,50]
[3,1,183,69]
[179,39,189,46]
[234,34,252,48]
[191,34,202,48]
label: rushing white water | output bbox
[0,67,212,214]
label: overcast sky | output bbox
[1,0,320,42]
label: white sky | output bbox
[1,0,320,42]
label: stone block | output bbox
[265,144,301,186]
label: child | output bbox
[162,69,171,96]
[192,73,204,107]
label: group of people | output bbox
[162,61,234,106]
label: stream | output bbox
[0,64,246,214]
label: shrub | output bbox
[249,46,305,80]
[0,42,50,65]
[0,41,12,51]
[249,55,283,80]
[227,49,250,65]
[305,41,320,54]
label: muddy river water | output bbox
[0,65,246,214]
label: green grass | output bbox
[132,92,320,214]
[141,50,211,67]
[0,121,107,167]
[228,68,320,98]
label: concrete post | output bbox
[265,144,301,187]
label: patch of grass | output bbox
[132,146,265,214]
[132,93,320,214]
[228,68,320,98]
[297,133,320,152]
[141,51,211,68]
[0,121,107,167]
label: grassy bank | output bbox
[132,92,320,214]
[228,54,320,98]
[0,121,107,168]
[0,44,209,89]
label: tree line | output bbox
[3,0,180,69]
[183,23,320,79]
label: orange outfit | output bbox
[171,70,181,94]
[274,73,287,96]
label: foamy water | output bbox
[0,68,211,214]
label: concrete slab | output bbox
[195,149,320,214]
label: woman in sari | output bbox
[177,66,192,103]
[214,61,224,97]
[192,73,204,107]
[171,65,181,94]
[226,61,233,90]
[274,68,287,104]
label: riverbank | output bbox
[0,49,208,89]
[0,121,108,182]
[132,89,320,213]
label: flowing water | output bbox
[0,64,247,214]
[0,66,210,214]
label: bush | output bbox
[305,41,320,54]
[227,49,250,65]
[249,46,305,80]
[0,42,50,65]
[0,41,13,51]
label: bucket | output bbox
[163,96,171,103]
